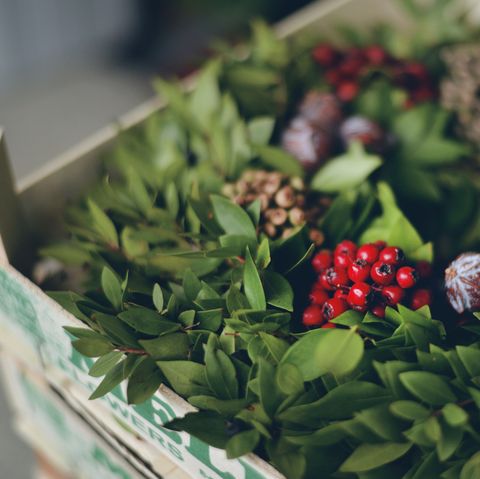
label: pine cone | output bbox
[441,44,480,149]
[223,170,331,245]
[281,91,343,171]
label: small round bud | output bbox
[275,186,296,208]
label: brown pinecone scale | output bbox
[223,170,330,245]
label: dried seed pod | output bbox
[339,115,385,152]
[445,252,480,313]
[289,207,306,226]
[309,229,325,246]
[275,186,296,208]
[298,91,343,133]
[264,222,277,238]
[281,116,332,171]
[266,208,288,226]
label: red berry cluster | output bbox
[312,43,435,106]
[303,240,433,328]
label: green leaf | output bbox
[276,363,303,395]
[442,403,468,427]
[340,442,412,473]
[248,333,289,364]
[389,400,430,421]
[183,269,202,302]
[101,267,123,311]
[263,271,293,312]
[279,382,391,423]
[437,421,463,462]
[139,333,190,360]
[244,247,266,310]
[248,117,275,145]
[127,358,164,404]
[94,313,139,348]
[256,145,304,177]
[40,242,91,265]
[72,338,114,358]
[204,338,238,400]
[279,329,329,381]
[226,285,250,314]
[152,283,164,312]
[118,308,180,335]
[256,237,271,269]
[399,371,456,406]
[226,429,260,459]
[188,396,248,416]
[87,198,118,247]
[210,195,256,239]
[89,351,124,377]
[258,359,285,419]
[311,142,382,193]
[157,361,211,397]
[456,345,480,377]
[166,411,229,449]
[461,451,480,479]
[89,359,126,399]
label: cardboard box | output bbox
[1,1,475,478]
[1,354,183,479]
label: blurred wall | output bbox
[0,0,134,94]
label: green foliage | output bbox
[40,13,480,479]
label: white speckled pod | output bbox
[445,252,480,313]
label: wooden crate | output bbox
[0,1,473,478]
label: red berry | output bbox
[356,243,380,264]
[396,266,418,289]
[416,261,432,279]
[382,285,405,306]
[334,240,357,269]
[371,303,386,318]
[364,45,388,65]
[348,259,371,283]
[371,261,396,285]
[322,298,348,320]
[325,267,350,289]
[312,249,333,273]
[337,81,359,102]
[326,69,342,86]
[303,305,325,326]
[312,44,338,67]
[334,289,349,301]
[335,240,358,257]
[321,321,336,329]
[379,246,405,265]
[309,288,330,306]
[411,289,432,310]
[339,58,365,77]
[319,270,335,291]
[334,252,354,269]
[347,282,372,311]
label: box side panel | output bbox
[0,131,31,270]
[0,264,283,479]
[1,354,160,479]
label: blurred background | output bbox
[0,0,312,477]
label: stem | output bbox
[117,347,147,355]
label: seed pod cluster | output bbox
[223,169,330,244]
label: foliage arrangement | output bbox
[40,0,480,477]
